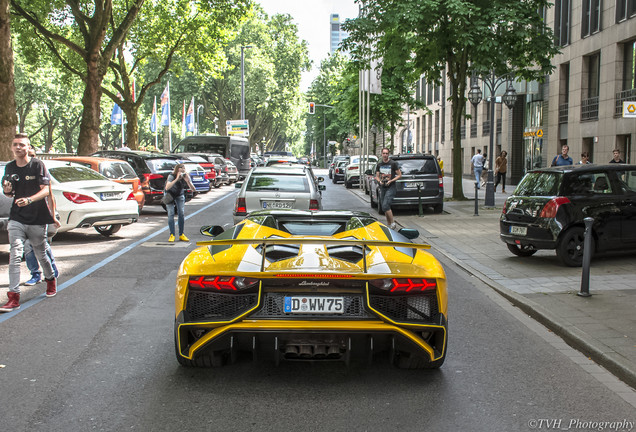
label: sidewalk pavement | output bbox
[350,175,636,390]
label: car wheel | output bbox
[328,171,333,179]
[332,177,338,184]
[507,243,537,257]
[556,227,592,267]
[370,189,377,209]
[345,180,352,189]
[432,203,443,214]
[395,333,447,369]
[94,224,122,236]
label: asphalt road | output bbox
[0,171,634,432]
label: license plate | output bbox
[405,182,424,188]
[284,296,344,314]
[510,226,527,236]
[193,176,203,181]
[100,192,122,200]
[263,201,292,209]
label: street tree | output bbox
[343,0,558,199]
[0,0,17,160]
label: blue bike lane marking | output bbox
[0,192,235,323]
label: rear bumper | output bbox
[500,220,560,250]
[62,213,138,232]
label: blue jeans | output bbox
[167,194,186,236]
[474,167,483,188]
[25,239,57,280]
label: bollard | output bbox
[417,184,423,217]
[474,182,479,216]
[578,217,594,297]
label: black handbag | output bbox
[161,191,174,205]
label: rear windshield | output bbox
[145,158,178,172]
[515,172,562,196]
[49,166,107,183]
[100,161,137,180]
[246,174,309,192]
[184,155,207,163]
[396,158,438,175]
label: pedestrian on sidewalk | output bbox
[375,147,402,230]
[23,146,60,286]
[494,151,508,193]
[551,144,573,166]
[1,133,58,313]
[609,149,625,164]
[471,149,485,188]
[481,153,489,188]
[578,151,591,164]
[437,156,444,177]
[164,163,196,242]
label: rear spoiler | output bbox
[196,237,430,273]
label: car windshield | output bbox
[515,172,562,196]
[146,158,178,172]
[49,166,107,182]
[100,161,137,180]
[397,158,438,175]
[246,174,309,192]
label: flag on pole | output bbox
[186,98,195,133]
[160,83,170,126]
[181,100,186,138]
[150,96,157,133]
[111,93,123,125]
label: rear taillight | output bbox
[539,197,571,218]
[62,191,97,204]
[309,199,319,210]
[126,192,136,201]
[235,197,247,214]
[438,176,443,187]
[348,165,358,170]
[188,276,259,292]
[369,278,437,293]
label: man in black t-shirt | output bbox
[375,147,402,230]
[0,133,57,313]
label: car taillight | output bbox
[205,171,215,179]
[188,276,259,291]
[126,192,136,201]
[369,278,437,293]
[223,166,228,173]
[438,176,443,187]
[309,199,319,210]
[235,197,247,214]
[348,165,358,170]
[539,197,570,218]
[62,191,97,204]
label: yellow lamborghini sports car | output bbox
[174,210,448,369]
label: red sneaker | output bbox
[0,292,21,312]
[45,278,57,298]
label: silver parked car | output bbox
[233,166,325,224]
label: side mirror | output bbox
[319,185,326,191]
[398,228,420,239]
[200,225,225,237]
[235,182,243,189]
[317,176,324,182]
[364,169,372,175]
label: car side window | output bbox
[591,173,612,194]
[616,169,636,192]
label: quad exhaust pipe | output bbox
[282,343,342,360]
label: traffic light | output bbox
[308,102,315,114]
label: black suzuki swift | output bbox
[500,164,636,266]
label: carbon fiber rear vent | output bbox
[326,245,369,263]
[255,244,300,262]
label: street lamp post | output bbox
[314,104,334,168]
[468,70,518,207]
[196,105,204,135]
[240,45,252,121]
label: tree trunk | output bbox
[0,0,16,160]
[77,63,104,155]
[125,108,139,150]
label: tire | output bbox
[328,171,333,179]
[432,203,443,214]
[345,180,352,189]
[333,177,338,184]
[507,243,537,257]
[395,332,447,369]
[556,227,592,267]
[370,189,377,208]
[94,224,122,236]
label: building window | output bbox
[554,0,571,46]
[616,0,636,22]
[581,53,600,121]
[623,40,636,90]
[582,0,601,37]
